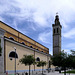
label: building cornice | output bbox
[52,24,62,28]
[6,31,49,52]
[4,37,50,56]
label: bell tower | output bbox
[52,14,62,56]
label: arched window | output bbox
[60,29,61,34]
[9,37,15,41]
[30,46,33,48]
[36,49,39,50]
[54,29,55,33]
[57,28,58,33]
[41,51,43,52]
[21,42,25,45]
[9,51,18,59]
[36,57,40,61]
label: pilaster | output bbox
[0,28,5,74]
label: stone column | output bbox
[0,28,5,75]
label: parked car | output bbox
[55,67,61,71]
[55,67,68,71]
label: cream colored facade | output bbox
[0,21,51,74]
[5,39,34,72]
[5,35,50,74]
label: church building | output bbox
[0,21,50,74]
[0,14,62,74]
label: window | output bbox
[36,57,40,61]
[57,28,58,33]
[21,42,25,45]
[9,37,15,41]
[60,29,61,34]
[36,49,39,50]
[9,51,18,59]
[54,29,55,33]
[30,46,33,48]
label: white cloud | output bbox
[63,28,75,38]
[33,15,48,27]
[0,16,4,21]
[38,31,52,44]
[1,0,75,55]
[60,19,68,29]
[29,24,36,31]
[1,0,75,28]
[66,43,75,49]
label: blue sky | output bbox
[0,0,75,55]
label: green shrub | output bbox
[62,70,75,74]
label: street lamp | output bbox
[14,47,16,75]
[9,47,18,75]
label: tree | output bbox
[19,55,35,75]
[49,60,52,68]
[65,50,75,75]
[37,60,46,75]
[70,50,75,56]
[52,50,75,75]
[51,52,68,75]
[69,50,75,69]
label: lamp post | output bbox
[14,47,16,75]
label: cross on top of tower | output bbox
[56,12,58,15]
[55,12,59,20]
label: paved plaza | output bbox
[32,71,75,75]
[43,71,75,75]
[8,71,75,75]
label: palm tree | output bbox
[19,55,35,75]
[37,60,46,75]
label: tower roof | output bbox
[55,13,60,25]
